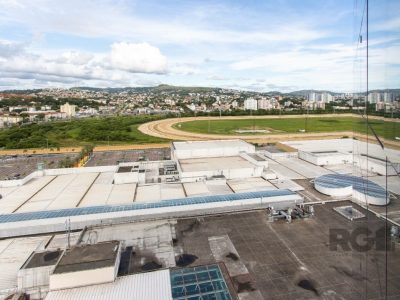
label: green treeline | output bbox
[0,115,168,149]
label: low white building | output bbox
[172,140,255,160]
[299,150,352,166]
[49,241,121,291]
[0,115,23,127]
[171,140,264,181]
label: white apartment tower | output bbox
[258,98,271,110]
[367,92,381,104]
[321,92,333,103]
[308,92,316,102]
[244,98,258,110]
[384,92,393,103]
[60,102,77,117]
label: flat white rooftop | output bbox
[276,157,333,178]
[136,183,185,202]
[264,158,305,180]
[172,139,255,160]
[269,178,304,191]
[179,156,256,172]
[81,220,176,268]
[282,138,400,163]
[227,177,276,193]
[173,139,253,151]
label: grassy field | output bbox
[0,115,169,149]
[175,117,400,140]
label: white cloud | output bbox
[56,51,94,65]
[169,62,200,76]
[0,40,25,58]
[230,44,354,73]
[109,42,167,74]
[373,17,400,32]
[0,40,169,90]
[0,0,325,45]
[0,0,397,91]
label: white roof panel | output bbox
[183,182,211,197]
[45,269,172,300]
[160,183,185,200]
[179,156,256,172]
[0,187,18,198]
[323,164,354,175]
[0,176,55,214]
[269,178,304,191]
[228,177,276,193]
[107,184,136,205]
[93,172,114,184]
[173,139,251,151]
[47,173,98,209]
[0,236,51,293]
[265,158,305,180]
[205,181,233,195]
[79,184,113,207]
[29,174,77,203]
[276,158,333,178]
[136,185,161,202]
[135,183,185,202]
[16,200,53,213]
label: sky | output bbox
[0,0,398,92]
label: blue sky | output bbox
[0,0,398,92]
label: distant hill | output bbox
[288,89,342,97]
[0,89,43,94]
[72,84,224,94]
[2,85,399,96]
[369,88,400,96]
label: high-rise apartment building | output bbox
[244,98,258,110]
[60,102,77,117]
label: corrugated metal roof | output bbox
[45,270,172,300]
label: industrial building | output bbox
[0,138,399,299]
[282,138,400,176]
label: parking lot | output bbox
[85,148,170,167]
[0,153,78,180]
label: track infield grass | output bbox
[173,117,400,140]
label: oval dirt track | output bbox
[138,114,400,148]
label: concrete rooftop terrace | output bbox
[178,156,257,172]
[172,139,253,151]
[174,201,400,299]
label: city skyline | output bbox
[0,0,399,92]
